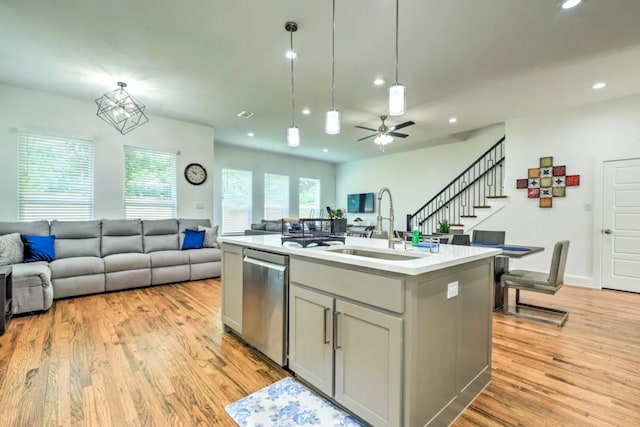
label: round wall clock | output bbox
[184,163,207,185]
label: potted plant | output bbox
[437,219,450,234]
[330,209,347,233]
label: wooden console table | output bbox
[0,266,13,335]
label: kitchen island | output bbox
[220,235,501,427]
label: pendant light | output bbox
[388,0,405,116]
[285,21,300,147]
[325,0,340,135]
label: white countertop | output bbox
[220,234,501,276]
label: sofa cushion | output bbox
[0,233,24,266]
[49,256,105,279]
[0,220,50,237]
[262,219,282,232]
[51,220,101,258]
[23,234,56,262]
[150,250,190,268]
[178,218,211,247]
[250,223,266,231]
[101,219,143,256]
[184,248,222,264]
[142,219,179,253]
[103,253,151,273]
[198,225,219,248]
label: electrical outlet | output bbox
[447,281,459,299]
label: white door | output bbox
[602,158,640,292]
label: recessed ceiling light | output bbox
[373,78,386,86]
[301,108,311,115]
[285,50,297,59]
[237,110,254,118]
[591,82,607,90]
[561,0,582,9]
[323,148,329,153]
[449,117,458,124]
[247,132,255,137]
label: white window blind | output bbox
[124,146,177,219]
[264,173,290,220]
[299,177,321,218]
[222,168,252,233]
[18,131,94,221]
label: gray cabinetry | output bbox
[221,243,243,333]
[289,275,403,427]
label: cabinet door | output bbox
[221,244,243,333]
[334,299,403,427]
[288,284,334,396]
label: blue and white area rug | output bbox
[225,377,366,426]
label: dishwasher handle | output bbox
[243,256,287,272]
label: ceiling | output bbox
[2,0,640,163]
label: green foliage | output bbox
[353,217,363,223]
[438,219,450,233]
[331,208,344,218]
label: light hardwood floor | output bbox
[0,279,639,426]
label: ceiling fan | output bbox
[355,115,415,143]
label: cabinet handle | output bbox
[322,308,330,344]
[333,311,341,350]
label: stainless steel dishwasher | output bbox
[242,248,289,366]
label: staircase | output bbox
[407,136,506,234]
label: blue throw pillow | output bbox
[182,229,205,250]
[22,234,56,262]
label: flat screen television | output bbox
[347,192,375,213]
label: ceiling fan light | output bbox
[287,127,300,147]
[561,0,582,9]
[374,134,393,145]
[388,84,406,116]
[325,109,340,134]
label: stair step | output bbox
[473,205,491,209]
[450,223,464,227]
[486,196,507,199]
[460,215,477,218]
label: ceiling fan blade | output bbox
[357,133,379,142]
[389,131,409,138]
[390,120,415,131]
[355,125,379,132]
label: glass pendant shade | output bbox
[388,84,406,116]
[325,109,340,134]
[374,134,393,145]
[287,126,300,147]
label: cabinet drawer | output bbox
[290,258,404,313]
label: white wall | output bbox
[336,124,505,229]
[213,143,336,230]
[0,84,215,221]
[481,93,640,287]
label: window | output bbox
[18,131,94,221]
[124,146,176,219]
[222,168,252,233]
[264,174,289,220]
[299,177,321,218]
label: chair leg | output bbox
[504,288,568,327]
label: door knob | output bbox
[603,229,612,234]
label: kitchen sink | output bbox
[326,247,422,261]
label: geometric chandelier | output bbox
[95,82,149,134]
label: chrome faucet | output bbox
[376,187,396,249]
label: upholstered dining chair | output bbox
[500,240,570,326]
[450,234,471,246]
[472,230,506,245]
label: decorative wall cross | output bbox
[516,156,580,208]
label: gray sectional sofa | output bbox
[0,218,221,315]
